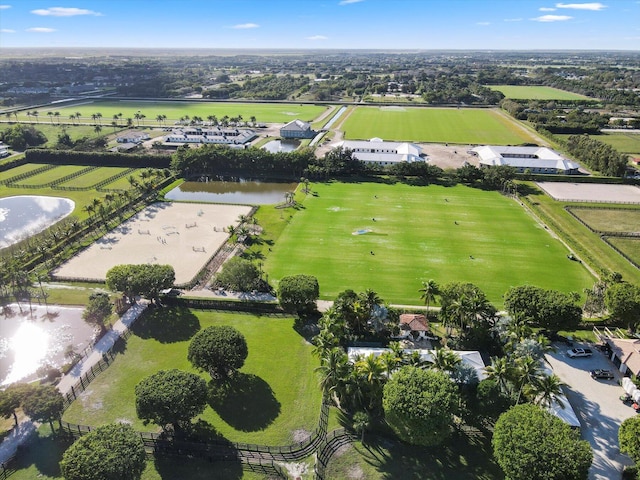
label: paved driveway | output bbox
[546,343,636,480]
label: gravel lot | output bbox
[537,182,640,203]
[546,343,636,479]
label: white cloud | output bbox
[307,35,328,40]
[539,7,557,11]
[504,18,523,22]
[27,27,56,32]
[477,21,491,26]
[531,14,573,21]
[231,23,259,29]
[31,7,102,16]
[1,28,15,33]
[0,5,11,9]
[555,2,607,10]
[339,0,364,5]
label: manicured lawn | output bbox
[8,425,267,480]
[32,101,329,125]
[57,166,135,188]
[557,133,640,156]
[521,183,640,285]
[323,433,504,479]
[568,207,640,233]
[341,107,534,144]
[263,182,593,306]
[607,237,640,266]
[15,165,87,186]
[62,308,321,446]
[488,85,591,101]
[0,123,108,148]
[0,163,48,182]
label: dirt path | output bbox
[494,108,550,146]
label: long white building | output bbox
[332,138,424,166]
[164,127,257,146]
[470,145,580,174]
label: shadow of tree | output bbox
[132,306,200,343]
[208,373,281,432]
[13,429,73,478]
[351,430,504,480]
[154,455,244,480]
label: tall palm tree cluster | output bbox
[485,316,564,409]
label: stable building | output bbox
[280,119,315,139]
[164,127,257,146]
[470,145,580,174]
[332,138,424,166]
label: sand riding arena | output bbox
[53,202,252,285]
[536,182,640,204]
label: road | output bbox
[546,344,635,479]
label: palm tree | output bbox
[419,279,440,312]
[315,347,349,400]
[404,350,427,368]
[514,356,541,404]
[126,117,133,128]
[54,111,60,124]
[207,115,217,126]
[75,111,82,123]
[379,350,401,378]
[31,111,39,123]
[250,115,257,126]
[94,125,102,135]
[111,121,118,133]
[526,374,565,408]
[156,114,164,125]
[69,113,76,125]
[4,112,12,122]
[485,356,513,396]
[429,347,461,373]
[91,113,98,125]
[96,112,102,125]
[47,111,54,123]
[355,354,385,384]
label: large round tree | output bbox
[60,423,146,480]
[135,369,208,434]
[382,366,460,446]
[188,326,248,379]
[620,415,640,467]
[22,384,64,431]
[493,404,592,480]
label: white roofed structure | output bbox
[280,119,315,139]
[347,347,486,381]
[470,145,580,174]
[333,138,424,166]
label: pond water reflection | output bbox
[261,139,299,153]
[0,305,96,385]
[0,196,75,249]
[165,179,297,205]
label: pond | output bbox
[0,304,96,386]
[262,139,300,153]
[0,195,75,249]
[165,179,298,205]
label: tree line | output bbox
[565,134,629,177]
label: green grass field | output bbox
[26,101,329,125]
[62,309,321,446]
[341,107,535,144]
[0,123,109,148]
[324,434,503,480]
[607,237,640,266]
[0,164,143,218]
[8,426,269,480]
[57,166,134,189]
[263,182,593,306]
[593,133,640,156]
[568,207,640,233]
[488,85,591,101]
[521,184,640,285]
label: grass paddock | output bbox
[264,182,593,306]
[341,107,535,144]
[62,308,321,446]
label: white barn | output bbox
[332,138,424,166]
[470,145,579,174]
[280,119,315,139]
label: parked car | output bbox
[567,348,593,358]
[590,369,615,380]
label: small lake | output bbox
[165,179,298,204]
[0,305,96,386]
[0,195,75,249]
[262,139,299,153]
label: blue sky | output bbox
[0,0,639,50]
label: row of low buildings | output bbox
[164,127,257,146]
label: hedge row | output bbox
[25,149,171,169]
